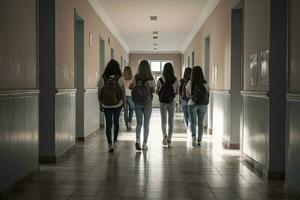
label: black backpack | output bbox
[180,79,189,101]
[158,78,175,104]
[192,84,209,105]
[132,80,152,104]
[101,75,122,106]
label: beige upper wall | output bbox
[129,54,182,79]
[56,0,129,89]
[0,0,37,89]
[243,0,270,91]
[183,0,236,90]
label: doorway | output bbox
[75,13,84,139]
[99,37,105,127]
[204,36,212,134]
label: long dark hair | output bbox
[135,60,154,81]
[103,59,122,77]
[163,62,176,83]
[183,67,192,81]
[191,66,207,95]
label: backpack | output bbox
[158,78,175,104]
[192,84,209,105]
[132,80,152,104]
[100,75,122,106]
[180,79,189,101]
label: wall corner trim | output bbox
[87,0,130,53]
[180,0,220,53]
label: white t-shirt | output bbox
[186,81,209,105]
[156,77,179,95]
[97,75,124,108]
[124,79,132,96]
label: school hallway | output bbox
[1,0,300,199]
[4,110,288,200]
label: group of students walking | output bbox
[98,59,209,152]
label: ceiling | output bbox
[89,0,220,53]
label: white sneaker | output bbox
[192,136,196,147]
[162,135,168,145]
[108,144,114,152]
[142,143,148,150]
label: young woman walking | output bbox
[156,63,179,148]
[130,60,156,150]
[123,66,134,131]
[98,59,126,152]
[186,66,209,147]
[179,67,192,131]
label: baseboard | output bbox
[76,129,98,142]
[0,168,39,200]
[242,153,285,180]
[39,144,75,163]
[222,139,240,150]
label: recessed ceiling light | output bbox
[153,31,158,35]
[153,36,158,39]
[150,16,158,21]
[153,44,158,46]
[153,48,158,51]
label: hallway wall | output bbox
[182,0,236,146]
[51,0,129,149]
[242,0,271,173]
[286,0,300,195]
[0,0,39,193]
[129,54,182,79]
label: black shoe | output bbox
[198,141,201,147]
[135,142,142,150]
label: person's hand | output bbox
[122,104,126,112]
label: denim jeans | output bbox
[188,104,207,142]
[181,99,189,130]
[104,107,122,144]
[160,100,175,142]
[124,96,134,125]
[135,102,152,144]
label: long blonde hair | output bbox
[135,60,154,81]
[123,66,133,81]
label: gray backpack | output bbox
[132,80,152,104]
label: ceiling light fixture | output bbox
[153,31,158,35]
[153,48,158,51]
[150,16,158,21]
[153,44,158,46]
[153,36,158,39]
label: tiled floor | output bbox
[8,110,290,200]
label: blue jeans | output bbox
[124,96,134,125]
[135,102,152,144]
[181,99,189,130]
[188,104,207,142]
[104,107,122,144]
[160,101,175,142]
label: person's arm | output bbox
[156,78,161,95]
[151,79,156,94]
[119,77,126,110]
[174,79,179,95]
[186,81,192,98]
[97,78,104,111]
